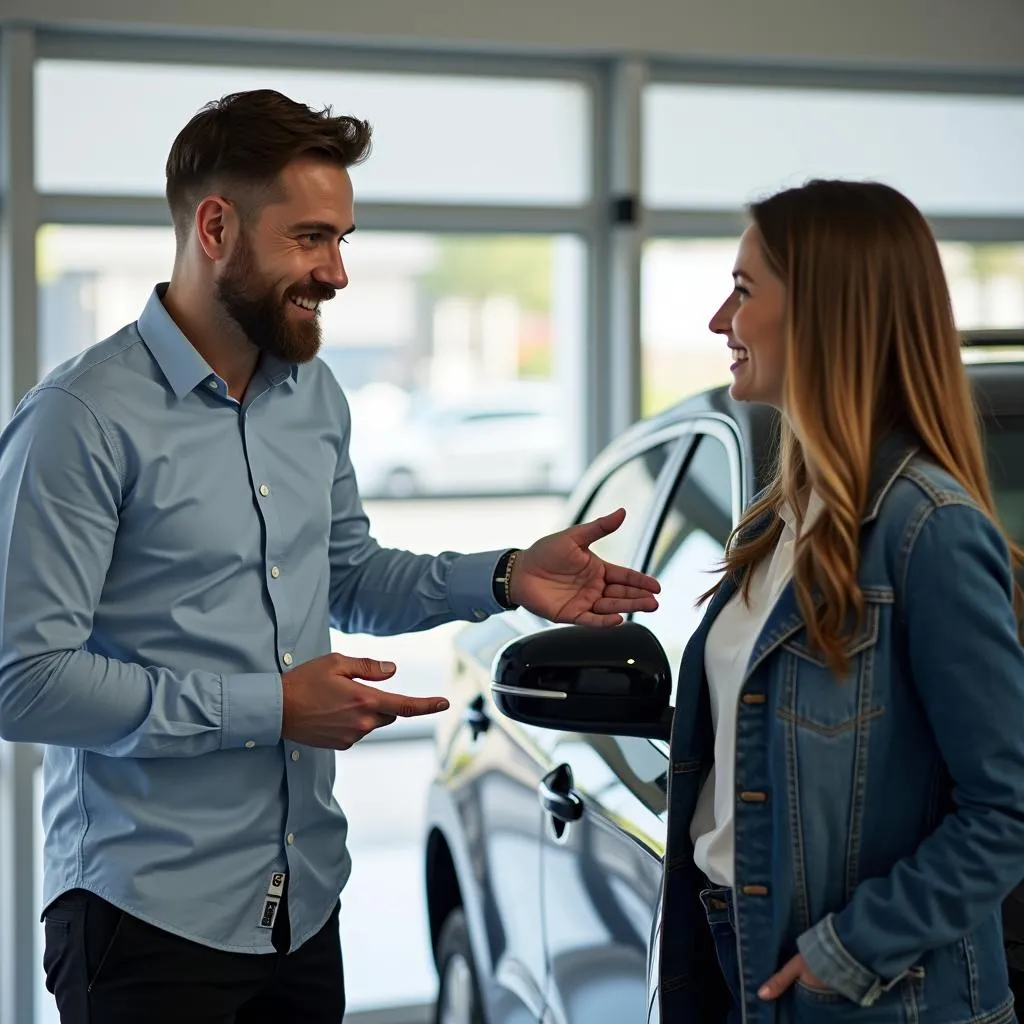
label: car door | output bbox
[539,427,739,1024]
[444,433,682,1024]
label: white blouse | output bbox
[690,492,823,887]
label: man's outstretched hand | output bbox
[510,508,660,626]
[281,654,448,750]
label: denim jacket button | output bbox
[739,791,768,803]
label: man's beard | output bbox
[215,233,335,365]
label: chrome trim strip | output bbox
[491,683,568,700]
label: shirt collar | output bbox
[138,284,299,399]
[778,489,825,535]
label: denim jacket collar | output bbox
[677,431,923,713]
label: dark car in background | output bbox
[423,333,1024,1024]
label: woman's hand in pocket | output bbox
[758,953,832,1000]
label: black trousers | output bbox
[42,888,345,1024]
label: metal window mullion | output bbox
[0,740,39,1024]
[0,26,39,421]
[600,58,647,450]
[0,29,42,1024]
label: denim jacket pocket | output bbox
[777,592,891,738]
[790,966,924,1023]
[781,589,890,669]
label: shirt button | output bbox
[244,740,256,749]
[473,609,486,621]
[286,833,295,845]
[271,566,281,579]
[207,380,218,390]
[282,652,294,666]
[291,750,300,762]
[259,484,270,497]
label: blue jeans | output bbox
[699,884,742,1024]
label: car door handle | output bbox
[539,763,584,823]
[461,694,490,740]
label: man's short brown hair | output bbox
[165,89,372,247]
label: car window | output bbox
[575,440,678,567]
[639,434,735,704]
[987,416,1024,548]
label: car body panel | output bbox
[428,611,554,1023]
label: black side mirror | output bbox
[491,622,673,741]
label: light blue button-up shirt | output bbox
[0,286,506,952]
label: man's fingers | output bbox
[603,563,661,593]
[602,583,662,601]
[570,508,627,548]
[758,955,802,1001]
[335,655,397,681]
[372,690,451,718]
[593,596,659,615]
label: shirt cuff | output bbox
[220,673,283,750]
[797,913,901,1007]
[446,550,509,623]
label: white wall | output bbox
[2,0,1023,73]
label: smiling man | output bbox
[0,90,660,1024]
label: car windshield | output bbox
[987,416,1024,552]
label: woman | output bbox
[659,179,1024,1024]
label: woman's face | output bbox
[709,225,787,408]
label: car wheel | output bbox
[384,467,418,498]
[435,907,484,1024]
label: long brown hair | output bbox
[704,179,1024,675]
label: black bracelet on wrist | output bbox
[492,549,521,610]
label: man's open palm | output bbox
[510,508,660,626]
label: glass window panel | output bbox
[35,60,590,205]
[37,226,587,494]
[940,242,1024,330]
[641,238,738,416]
[986,416,1024,549]
[644,84,1024,215]
[642,237,1024,418]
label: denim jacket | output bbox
[659,435,1024,1024]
